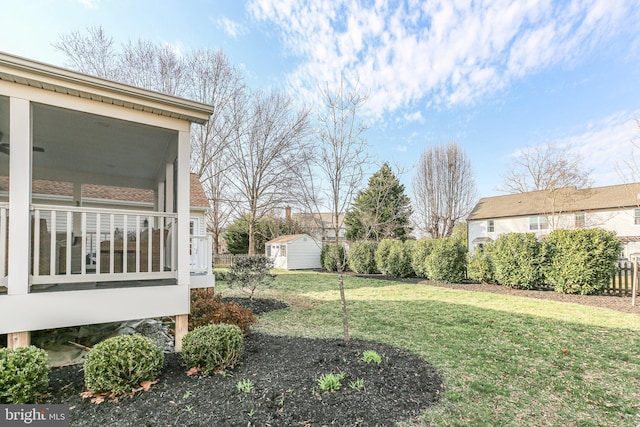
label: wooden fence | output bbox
[610,261,637,296]
[212,254,254,268]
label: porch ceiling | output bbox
[28,103,175,187]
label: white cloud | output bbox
[217,16,248,39]
[248,0,639,118]
[397,145,408,152]
[77,0,99,8]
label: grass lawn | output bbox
[220,270,640,426]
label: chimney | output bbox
[285,206,292,221]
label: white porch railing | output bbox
[30,204,177,285]
[190,234,212,274]
[0,204,7,287]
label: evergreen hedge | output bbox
[347,241,378,274]
[424,237,467,283]
[491,233,544,289]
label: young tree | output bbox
[344,163,412,242]
[500,143,593,228]
[298,78,370,343]
[412,142,477,238]
[227,256,276,301]
[225,90,312,255]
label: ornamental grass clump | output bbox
[84,334,164,394]
[0,346,49,404]
[181,324,244,374]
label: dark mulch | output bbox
[44,298,443,427]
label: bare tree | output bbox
[225,89,312,255]
[412,142,477,239]
[297,78,370,344]
[500,143,593,228]
[53,26,119,80]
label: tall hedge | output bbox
[542,229,621,295]
[467,242,495,284]
[347,241,378,274]
[411,239,434,278]
[321,243,347,272]
[375,239,396,275]
[424,237,467,283]
[385,240,414,278]
[491,233,544,289]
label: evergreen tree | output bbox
[345,163,412,241]
[224,213,304,254]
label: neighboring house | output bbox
[266,234,322,270]
[290,210,347,243]
[0,51,215,350]
[467,183,640,258]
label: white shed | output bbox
[266,234,322,270]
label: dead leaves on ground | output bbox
[80,380,158,404]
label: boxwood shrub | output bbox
[411,239,434,278]
[84,334,164,394]
[425,237,467,283]
[542,228,621,295]
[347,241,378,274]
[181,324,244,374]
[491,232,544,289]
[0,346,49,404]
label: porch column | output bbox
[7,97,32,347]
[174,130,190,352]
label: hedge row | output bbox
[467,229,621,295]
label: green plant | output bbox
[317,372,345,392]
[411,239,434,278]
[236,378,254,394]
[542,228,621,295]
[467,242,495,283]
[491,232,544,289]
[349,378,365,391]
[0,346,49,404]
[183,390,192,399]
[189,289,257,333]
[386,240,415,278]
[347,240,379,274]
[362,350,382,365]
[374,238,396,275]
[321,243,347,272]
[84,334,164,394]
[227,256,276,301]
[181,324,244,374]
[425,237,467,283]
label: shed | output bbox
[266,234,321,270]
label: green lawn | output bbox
[219,271,640,426]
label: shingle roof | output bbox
[267,234,310,244]
[190,173,209,208]
[468,183,640,221]
[291,212,345,229]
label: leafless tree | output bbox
[225,89,312,255]
[53,26,119,80]
[499,143,593,228]
[297,78,370,344]
[412,142,477,239]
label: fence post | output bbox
[633,259,638,306]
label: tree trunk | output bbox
[248,216,255,256]
[338,271,350,344]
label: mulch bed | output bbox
[44,298,443,427]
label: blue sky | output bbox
[1,0,639,198]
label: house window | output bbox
[281,244,287,256]
[487,220,495,233]
[635,209,640,225]
[266,245,271,257]
[575,212,585,228]
[529,216,548,231]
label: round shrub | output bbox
[0,346,49,404]
[347,241,378,274]
[182,324,244,374]
[190,290,256,334]
[321,243,347,272]
[375,239,396,275]
[543,228,621,295]
[84,334,164,394]
[491,233,544,289]
[411,239,433,278]
[467,242,495,284]
[425,237,467,283]
[386,240,415,278]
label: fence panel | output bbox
[609,261,634,296]
[213,254,260,268]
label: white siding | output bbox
[286,237,322,270]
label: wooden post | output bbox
[174,314,188,352]
[633,259,638,307]
[7,331,30,349]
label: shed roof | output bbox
[267,234,316,244]
[468,182,640,220]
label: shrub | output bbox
[425,237,467,283]
[321,243,347,272]
[227,256,275,301]
[467,242,495,284]
[386,240,414,278]
[84,335,164,394]
[347,241,378,274]
[411,239,434,278]
[491,233,544,289]
[375,239,396,275]
[0,346,49,404]
[182,324,244,374]
[189,289,256,334]
[543,228,621,295]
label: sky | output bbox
[1,0,639,198]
